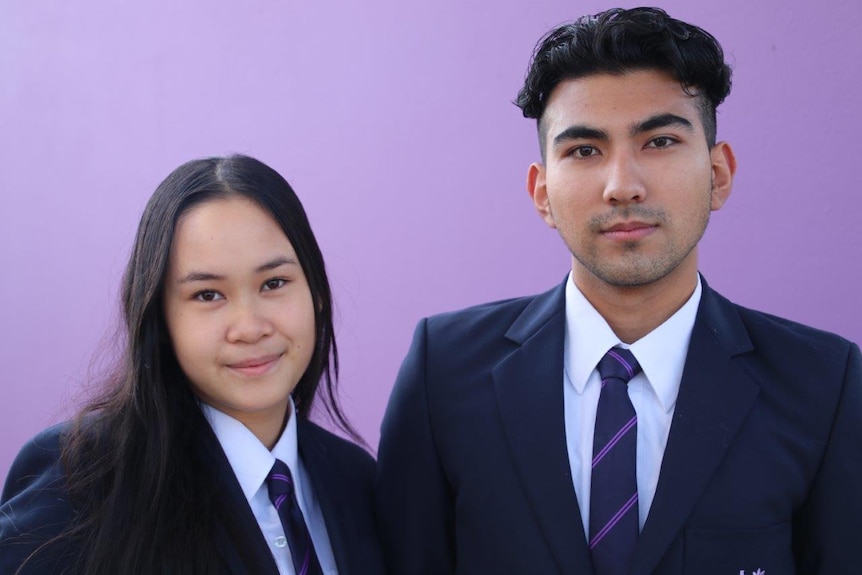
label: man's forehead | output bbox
[541,70,704,134]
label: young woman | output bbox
[0,155,385,575]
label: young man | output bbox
[377,7,862,575]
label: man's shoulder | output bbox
[720,291,854,354]
[708,287,857,379]
[426,294,533,328]
[739,304,850,344]
[423,281,563,338]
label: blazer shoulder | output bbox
[2,422,70,503]
[423,283,562,343]
[715,294,860,429]
[427,294,534,328]
[298,419,375,478]
[1,422,79,574]
[732,300,856,364]
[700,283,854,360]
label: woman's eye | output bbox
[194,290,223,302]
[263,278,287,291]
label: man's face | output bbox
[528,69,735,293]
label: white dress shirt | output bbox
[563,272,702,534]
[201,400,338,575]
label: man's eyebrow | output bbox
[632,113,694,136]
[552,125,609,148]
[178,257,298,284]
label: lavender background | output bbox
[2,0,860,485]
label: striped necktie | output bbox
[266,459,323,575]
[589,347,642,575]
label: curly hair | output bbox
[515,7,732,157]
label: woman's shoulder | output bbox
[297,419,375,474]
[1,422,80,574]
[2,422,70,501]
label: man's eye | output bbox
[194,290,223,302]
[648,136,676,148]
[263,278,287,291]
[571,145,599,158]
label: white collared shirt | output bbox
[563,272,701,534]
[201,400,338,575]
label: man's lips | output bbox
[227,354,282,376]
[601,221,657,240]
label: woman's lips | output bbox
[227,354,281,377]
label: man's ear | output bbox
[527,162,556,228]
[709,141,736,211]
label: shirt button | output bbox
[274,536,287,548]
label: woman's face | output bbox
[162,196,316,447]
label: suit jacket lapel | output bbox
[493,280,594,574]
[631,280,760,574]
[200,426,281,575]
[297,422,352,573]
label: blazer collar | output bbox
[504,277,568,344]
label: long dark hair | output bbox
[31,155,356,573]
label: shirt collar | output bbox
[564,272,702,412]
[201,397,300,503]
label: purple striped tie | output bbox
[589,347,642,575]
[266,459,323,575]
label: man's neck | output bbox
[572,258,699,344]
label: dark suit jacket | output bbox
[377,277,862,574]
[0,417,385,575]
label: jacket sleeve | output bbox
[377,319,456,575]
[0,425,78,574]
[793,342,862,573]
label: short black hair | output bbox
[515,7,732,157]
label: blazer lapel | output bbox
[297,423,352,573]
[201,427,281,575]
[631,280,759,574]
[493,280,594,575]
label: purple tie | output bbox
[266,459,323,575]
[589,347,642,575]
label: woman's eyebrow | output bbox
[177,257,299,284]
[256,256,299,273]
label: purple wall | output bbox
[2,0,860,484]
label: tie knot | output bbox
[266,459,296,500]
[597,347,641,385]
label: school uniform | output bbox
[0,403,385,574]
[377,275,862,574]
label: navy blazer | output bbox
[377,277,862,574]
[0,417,386,575]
